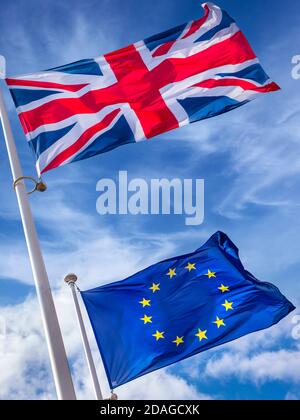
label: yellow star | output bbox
[222,299,234,311]
[139,298,151,308]
[172,336,184,346]
[149,283,160,293]
[167,268,176,279]
[195,329,208,342]
[218,284,230,293]
[213,316,225,328]
[185,262,196,272]
[140,315,152,324]
[205,269,216,279]
[152,330,165,341]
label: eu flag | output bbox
[81,232,295,389]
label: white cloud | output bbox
[163,54,300,221]
[117,370,211,400]
[204,347,300,385]
[0,298,54,399]
[0,289,212,400]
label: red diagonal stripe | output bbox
[41,109,120,173]
[152,3,210,57]
[182,4,210,39]
[153,41,177,58]
[150,31,257,87]
[19,95,94,134]
[6,78,88,92]
[195,78,280,92]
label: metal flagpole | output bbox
[0,64,76,400]
[64,274,103,400]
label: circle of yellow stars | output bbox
[138,262,234,346]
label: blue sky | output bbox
[0,0,299,400]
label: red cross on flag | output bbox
[6,3,279,174]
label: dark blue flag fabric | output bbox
[81,232,295,389]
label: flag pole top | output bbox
[64,273,78,285]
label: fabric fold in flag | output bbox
[81,231,295,389]
[6,2,279,175]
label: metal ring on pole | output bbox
[13,176,47,195]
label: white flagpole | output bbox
[65,274,103,400]
[0,76,76,399]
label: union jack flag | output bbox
[6,3,279,175]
